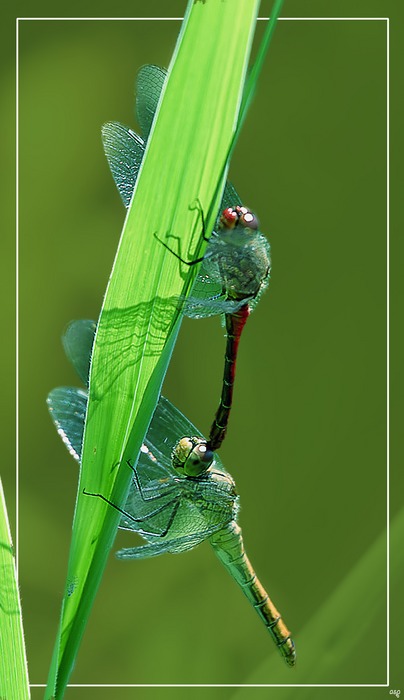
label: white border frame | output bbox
[16,15,390,691]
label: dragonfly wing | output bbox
[220,179,242,212]
[183,291,248,319]
[135,64,167,138]
[47,387,87,462]
[102,121,145,208]
[46,383,178,528]
[48,351,210,473]
[56,319,230,461]
[146,394,202,445]
[117,527,217,560]
[145,395,228,477]
[116,540,176,560]
[53,326,227,471]
[62,319,96,386]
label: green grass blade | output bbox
[45,1,262,697]
[237,0,284,135]
[207,0,284,215]
[0,479,30,700]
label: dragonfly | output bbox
[102,64,271,451]
[47,319,296,668]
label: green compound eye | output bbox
[171,437,214,477]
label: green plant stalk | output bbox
[205,0,284,223]
[0,479,30,700]
[45,1,264,697]
[238,0,284,136]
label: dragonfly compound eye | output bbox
[171,437,214,477]
[220,207,239,229]
[237,206,259,231]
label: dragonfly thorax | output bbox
[171,436,214,477]
[202,206,271,304]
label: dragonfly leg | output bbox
[82,488,180,536]
[121,499,181,538]
[153,232,204,266]
[153,195,212,272]
[189,198,210,243]
[126,458,177,502]
[152,498,180,537]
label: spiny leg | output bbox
[189,198,210,242]
[153,198,210,267]
[82,488,181,537]
[153,232,205,266]
[126,458,177,502]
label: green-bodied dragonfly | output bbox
[102,64,271,451]
[47,319,295,667]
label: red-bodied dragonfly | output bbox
[102,65,271,450]
[47,319,295,667]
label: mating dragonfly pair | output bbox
[48,65,295,667]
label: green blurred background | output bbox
[3,0,403,696]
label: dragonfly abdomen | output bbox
[208,305,250,451]
[209,522,296,668]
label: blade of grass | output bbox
[0,479,30,700]
[237,0,284,136]
[205,0,284,225]
[45,1,263,697]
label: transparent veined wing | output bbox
[101,122,145,208]
[62,319,96,386]
[116,529,220,560]
[60,319,208,451]
[47,387,86,462]
[46,385,177,480]
[135,63,167,138]
[48,319,233,554]
[101,121,241,223]
[47,381,215,479]
[48,382,231,550]
[55,319,214,455]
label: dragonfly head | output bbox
[220,205,259,232]
[171,436,214,477]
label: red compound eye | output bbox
[221,207,239,229]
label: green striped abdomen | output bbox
[209,522,296,667]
